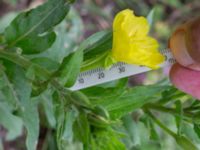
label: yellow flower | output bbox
[111,9,165,69]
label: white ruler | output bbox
[69,49,176,91]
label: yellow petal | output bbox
[112,9,165,69]
[113,9,149,39]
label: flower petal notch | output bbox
[111,9,164,69]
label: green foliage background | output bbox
[0,0,200,150]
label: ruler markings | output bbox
[69,49,175,91]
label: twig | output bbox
[144,109,176,138]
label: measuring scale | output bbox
[70,49,176,91]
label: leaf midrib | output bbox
[9,0,67,47]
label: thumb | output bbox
[170,63,200,100]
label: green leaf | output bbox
[193,111,200,124]
[122,115,141,146]
[106,85,168,119]
[175,101,183,135]
[4,0,71,54]
[57,49,83,87]
[56,106,79,149]
[68,30,112,72]
[70,91,92,108]
[84,85,169,119]
[88,113,110,129]
[148,119,160,141]
[0,12,17,33]
[82,30,112,60]
[13,66,39,150]
[36,7,84,63]
[31,57,60,72]
[175,135,198,150]
[62,107,79,142]
[0,72,20,110]
[194,124,200,138]
[74,112,90,149]
[180,122,200,146]
[91,129,126,150]
[147,8,155,27]
[25,65,36,81]
[0,102,23,140]
[140,116,160,146]
[157,86,184,105]
[191,100,200,107]
[40,91,56,128]
[56,99,66,150]
[93,105,110,119]
[16,31,56,54]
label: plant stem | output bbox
[145,103,194,118]
[145,109,176,137]
[0,49,93,111]
[0,49,71,95]
[0,49,31,68]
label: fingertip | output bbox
[169,17,200,71]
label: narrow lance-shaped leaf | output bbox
[56,106,79,149]
[40,91,56,128]
[194,124,200,138]
[175,101,183,135]
[149,118,160,141]
[175,135,198,150]
[62,107,79,142]
[147,8,155,27]
[57,49,83,87]
[83,30,112,60]
[73,112,90,149]
[13,67,39,150]
[91,129,126,150]
[107,85,169,119]
[0,71,21,110]
[84,85,170,119]
[4,0,73,54]
[0,103,23,141]
[122,115,141,145]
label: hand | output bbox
[169,16,200,99]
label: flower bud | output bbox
[169,17,200,71]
